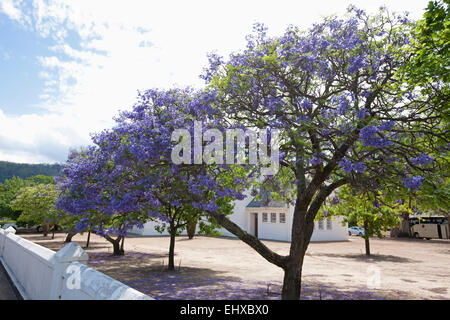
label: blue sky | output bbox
[0,15,50,115]
[0,0,429,164]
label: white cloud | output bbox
[0,0,29,25]
[0,0,428,164]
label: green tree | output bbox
[0,176,28,220]
[11,184,60,237]
[0,175,56,221]
[323,186,401,255]
[405,0,449,85]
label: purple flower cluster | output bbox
[338,158,366,173]
[410,153,434,166]
[402,175,424,191]
[310,152,325,166]
[359,126,392,148]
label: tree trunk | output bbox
[120,236,125,252]
[104,234,124,255]
[400,211,411,237]
[364,220,370,255]
[85,230,91,248]
[168,227,176,271]
[389,227,400,238]
[42,224,49,237]
[64,232,76,242]
[281,256,304,299]
[112,239,123,256]
[187,219,197,239]
[365,237,371,255]
[281,202,313,300]
[52,228,55,239]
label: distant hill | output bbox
[0,161,62,182]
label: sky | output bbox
[0,0,430,164]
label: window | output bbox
[262,212,268,222]
[271,213,277,223]
[280,213,286,223]
[318,220,324,230]
[326,218,332,230]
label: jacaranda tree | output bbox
[201,6,448,299]
[58,89,248,259]
[91,88,246,268]
[57,148,148,255]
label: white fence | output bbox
[0,227,152,300]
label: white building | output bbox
[130,193,349,242]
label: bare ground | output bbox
[19,232,450,300]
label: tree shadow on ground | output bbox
[85,250,387,300]
[312,252,418,263]
[176,237,199,242]
[85,250,263,299]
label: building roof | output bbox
[246,192,287,208]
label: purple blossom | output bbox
[338,158,366,173]
[338,158,353,173]
[310,152,325,166]
[301,99,313,111]
[378,121,395,131]
[357,109,369,119]
[410,153,434,166]
[402,175,424,191]
[360,126,392,148]
[352,162,366,173]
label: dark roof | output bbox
[246,191,287,208]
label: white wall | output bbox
[0,228,152,300]
[248,208,291,242]
[128,190,349,243]
[310,216,349,242]
[130,190,255,238]
[216,191,254,238]
[60,262,151,300]
[130,220,179,236]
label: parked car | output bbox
[36,224,62,232]
[0,223,56,233]
[348,226,365,236]
[1,223,22,231]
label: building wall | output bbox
[130,220,189,237]
[130,190,255,237]
[130,196,349,242]
[243,206,348,242]
[218,192,253,238]
[310,216,349,242]
[246,207,291,242]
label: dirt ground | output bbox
[20,232,450,300]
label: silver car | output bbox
[348,226,365,236]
